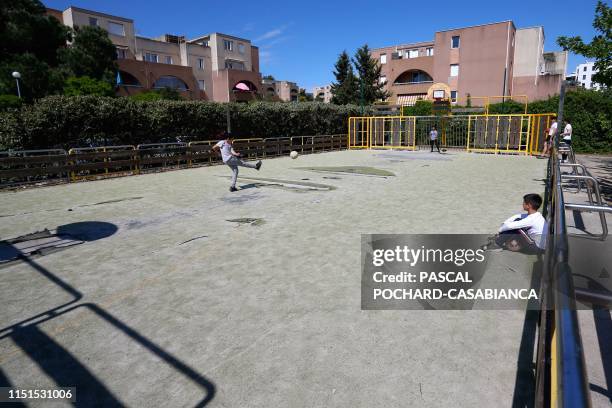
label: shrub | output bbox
[63,76,114,97]
[0,96,371,149]
[401,100,433,116]
[0,94,23,111]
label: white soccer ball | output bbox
[290,151,299,159]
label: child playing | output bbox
[484,193,546,254]
[213,132,262,192]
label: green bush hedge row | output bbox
[0,96,372,150]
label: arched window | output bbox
[393,70,433,85]
[153,75,189,90]
[233,80,258,92]
[267,87,275,95]
[117,71,141,87]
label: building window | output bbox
[116,48,126,59]
[380,75,386,84]
[89,17,98,26]
[426,47,434,56]
[197,58,204,70]
[223,40,233,51]
[165,56,173,64]
[380,54,387,64]
[408,49,419,58]
[198,80,206,91]
[144,53,158,63]
[108,21,125,36]
[225,60,245,70]
[451,35,460,49]
[238,43,245,54]
[583,75,587,80]
[450,64,459,77]
[583,66,587,71]
[450,90,457,103]
[153,75,188,90]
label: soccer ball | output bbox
[290,151,299,159]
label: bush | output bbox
[401,100,433,116]
[129,88,183,101]
[526,88,612,153]
[63,76,114,97]
[0,94,22,111]
[0,96,371,149]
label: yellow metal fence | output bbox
[348,114,555,155]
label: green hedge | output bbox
[0,96,371,150]
[526,89,612,153]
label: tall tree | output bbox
[298,88,313,102]
[330,51,358,104]
[353,44,389,104]
[0,0,71,99]
[59,25,118,83]
[557,1,611,88]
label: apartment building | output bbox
[46,6,263,101]
[262,78,300,102]
[372,21,567,105]
[574,62,600,90]
[312,85,332,103]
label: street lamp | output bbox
[12,71,21,98]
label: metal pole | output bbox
[555,80,567,149]
[15,78,21,98]
[226,102,231,134]
[360,78,364,115]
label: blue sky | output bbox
[43,0,601,91]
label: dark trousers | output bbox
[495,229,541,254]
[430,139,440,152]
[561,139,571,161]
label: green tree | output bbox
[298,88,313,102]
[63,76,114,96]
[557,1,611,88]
[330,51,358,104]
[59,25,118,83]
[0,0,71,99]
[352,44,390,104]
[262,74,275,80]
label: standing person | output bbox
[560,120,572,163]
[429,126,441,153]
[213,132,262,192]
[542,116,557,157]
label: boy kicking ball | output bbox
[213,132,262,192]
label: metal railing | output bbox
[536,143,592,408]
[0,135,347,188]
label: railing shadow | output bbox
[511,256,543,408]
[0,222,216,406]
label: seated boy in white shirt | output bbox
[484,194,546,254]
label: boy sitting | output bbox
[484,194,546,254]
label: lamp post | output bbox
[12,71,21,98]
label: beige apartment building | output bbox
[312,85,332,103]
[372,21,566,105]
[46,6,263,101]
[262,79,300,102]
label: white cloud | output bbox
[254,28,284,42]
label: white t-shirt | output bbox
[563,123,572,141]
[215,140,234,163]
[499,212,546,248]
[548,121,557,137]
[430,130,438,141]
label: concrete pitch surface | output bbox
[0,150,549,407]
